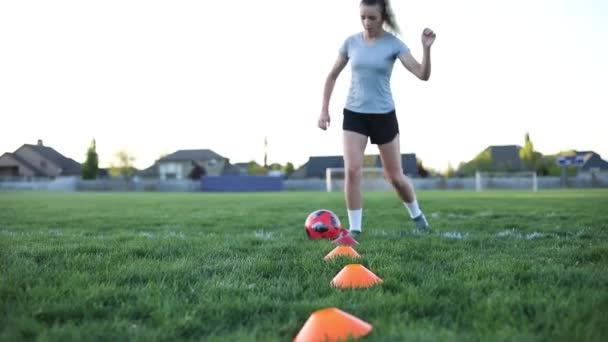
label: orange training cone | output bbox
[324,246,361,261]
[330,264,383,289]
[293,307,373,342]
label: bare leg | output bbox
[378,134,430,230]
[343,131,368,210]
[330,130,369,242]
[377,134,416,203]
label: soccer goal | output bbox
[325,167,390,192]
[475,171,538,192]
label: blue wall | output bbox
[201,176,283,192]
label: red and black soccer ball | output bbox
[304,209,345,240]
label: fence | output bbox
[77,179,201,192]
[201,176,283,192]
[1,174,607,192]
[296,174,608,192]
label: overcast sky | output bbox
[1,0,606,171]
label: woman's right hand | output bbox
[318,112,331,130]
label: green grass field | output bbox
[1,190,607,341]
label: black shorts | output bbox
[342,108,399,145]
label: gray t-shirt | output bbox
[339,31,409,114]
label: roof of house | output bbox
[489,145,522,170]
[11,152,41,175]
[577,151,608,171]
[22,144,81,175]
[375,153,418,175]
[136,163,159,178]
[291,155,344,179]
[221,162,244,175]
[291,154,418,178]
[0,152,41,175]
[158,149,225,162]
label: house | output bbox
[290,154,418,179]
[374,153,418,176]
[232,162,250,176]
[488,145,523,171]
[136,163,160,179]
[139,149,234,180]
[458,145,524,175]
[0,140,81,180]
[289,155,344,179]
[576,151,608,173]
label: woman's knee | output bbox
[346,165,362,181]
[385,170,407,188]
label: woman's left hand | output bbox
[421,28,436,48]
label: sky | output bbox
[1,0,606,172]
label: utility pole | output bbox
[264,136,268,168]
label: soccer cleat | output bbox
[331,230,360,246]
[413,213,430,231]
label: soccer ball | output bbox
[304,209,344,240]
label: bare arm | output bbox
[398,48,431,81]
[318,54,348,130]
[398,28,436,81]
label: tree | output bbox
[269,163,282,171]
[109,149,137,180]
[416,160,429,178]
[536,155,560,176]
[554,150,579,177]
[263,136,268,168]
[247,160,267,175]
[81,139,99,180]
[188,161,206,180]
[519,132,537,171]
[283,162,295,177]
[445,162,456,178]
[158,151,169,161]
[363,155,377,167]
[457,148,492,176]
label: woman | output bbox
[318,0,436,244]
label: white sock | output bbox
[404,200,422,219]
[347,209,362,232]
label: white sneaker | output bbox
[413,213,430,231]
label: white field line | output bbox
[138,231,187,239]
[167,231,187,239]
[0,228,591,241]
[371,230,406,238]
[440,231,470,239]
[430,212,495,220]
[253,230,274,240]
[496,229,547,240]
[139,232,156,238]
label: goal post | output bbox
[475,171,538,192]
[326,167,389,192]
